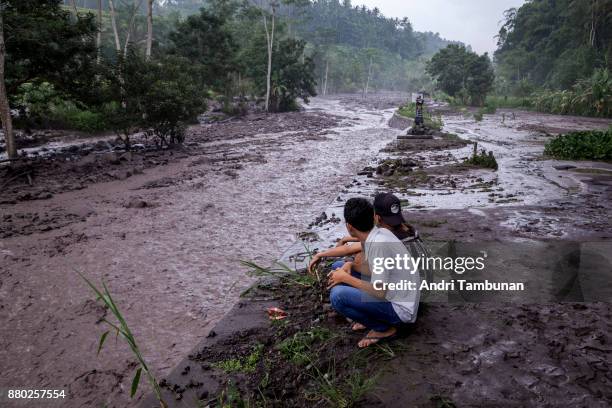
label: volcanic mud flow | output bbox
[0,94,407,407]
[147,106,612,408]
[320,107,612,244]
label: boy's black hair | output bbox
[344,198,374,233]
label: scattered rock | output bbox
[553,164,577,171]
[125,199,148,208]
[102,152,120,165]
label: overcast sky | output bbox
[356,0,525,55]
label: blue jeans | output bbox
[330,260,362,280]
[330,285,403,332]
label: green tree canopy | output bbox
[168,7,236,90]
[495,0,611,91]
[4,0,98,102]
[427,44,494,106]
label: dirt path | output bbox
[0,95,405,407]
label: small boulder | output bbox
[125,199,148,208]
[102,152,120,165]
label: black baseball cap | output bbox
[373,193,405,227]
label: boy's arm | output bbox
[336,236,360,247]
[308,243,363,273]
[327,270,386,300]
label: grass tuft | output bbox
[78,271,167,408]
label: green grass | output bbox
[277,327,333,366]
[240,260,315,287]
[544,129,612,161]
[307,359,377,408]
[212,344,264,374]
[216,380,255,408]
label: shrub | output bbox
[465,149,498,170]
[101,53,207,149]
[481,103,497,115]
[544,129,612,161]
[13,82,109,132]
[51,104,109,133]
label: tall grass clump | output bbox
[544,129,612,160]
[533,69,611,118]
[485,95,534,110]
[240,261,315,286]
[79,273,167,408]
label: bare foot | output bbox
[357,327,397,348]
[351,322,367,332]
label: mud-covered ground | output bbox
[2,95,612,407]
[143,271,612,408]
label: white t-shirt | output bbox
[364,227,420,323]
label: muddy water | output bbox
[0,97,400,407]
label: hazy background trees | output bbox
[2,0,610,161]
[491,0,611,116]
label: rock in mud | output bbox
[102,152,120,165]
[125,199,148,208]
[553,164,577,170]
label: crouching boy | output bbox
[328,197,420,348]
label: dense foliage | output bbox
[159,0,456,95]
[292,0,451,59]
[544,130,612,161]
[492,0,611,117]
[495,0,611,90]
[427,45,495,106]
[292,0,456,94]
[245,37,317,112]
[5,0,99,104]
[100,53,206,148]
[168,8,236,91]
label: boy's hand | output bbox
[308,254,321,275]
[327,268,348,289]
[341,261,353,273]
[335,236,350,247]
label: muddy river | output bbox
[0,95,400,407]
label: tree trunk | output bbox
[0,12,16,160]
[323,59,329,96]
[108,0,121,53]
[69,0,78,16]
[589,0,597,48]
[123,0,142,58]
[262,9,274,112]
[364,56,372,99]
[96,0,102,63]
[145,0,153,60]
